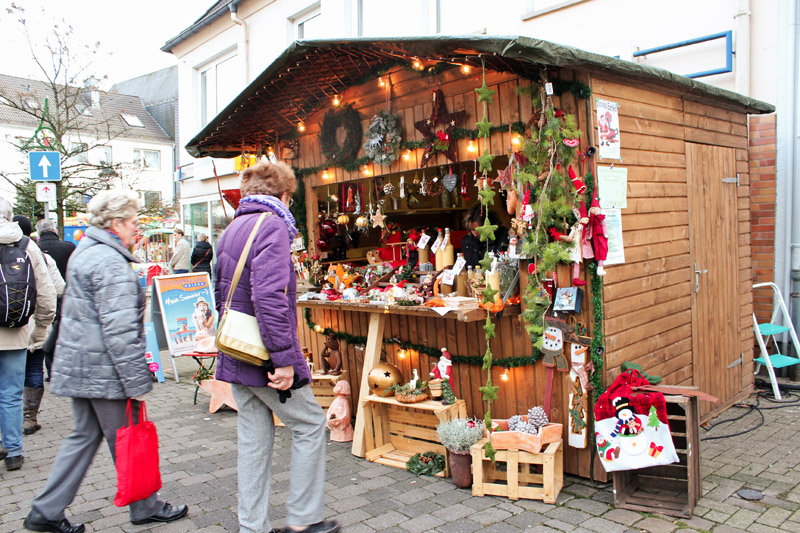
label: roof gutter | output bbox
[229,0,249,82]
[161,1,234,53]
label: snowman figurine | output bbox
[610,396,647,456]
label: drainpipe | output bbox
[230,0,249,83]
[777,0,800,355]
[734,0,751,96]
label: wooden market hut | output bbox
[186,36,774,479]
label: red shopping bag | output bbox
[113,399,162,507]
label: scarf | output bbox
[243,194,298,239]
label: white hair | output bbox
[87,190,139,229]
[0,197,12,222]
[36,219,57,234]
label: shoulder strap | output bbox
[222,212,271,313]
[15,236,30,249]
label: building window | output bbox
[69,143,88,164]
[143,191,162,206]
[199,53,238,128]
[289,2,323,42]
[522,0,586,20]
[99,145,113,165]
[133,149,161,171]
[121,113,145,127]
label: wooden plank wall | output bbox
[589,75,754,420]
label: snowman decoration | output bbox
[609,396,647,456]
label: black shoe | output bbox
[0,443,6,461]
[23,509,85,533]
[5,455,23,470]
[131,503,188,525]
[284,520,341,533]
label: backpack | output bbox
[0,236,37,328]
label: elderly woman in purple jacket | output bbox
[214,162,339,533]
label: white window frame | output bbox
[197,49,238,129]
[99,145,113,166]
[288,2,322,43]
[522,0,586,20]
[133,148,161,171]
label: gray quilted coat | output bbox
[50,226,152,399]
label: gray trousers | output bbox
[31,398,164,522]
[231,383,327,533]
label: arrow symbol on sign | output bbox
[38,155,51,178]
[42,186,50,193]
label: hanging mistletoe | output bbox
[320,104,363,166]
[363,110,402,166]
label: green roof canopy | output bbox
[186,35,774,159]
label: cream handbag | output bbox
[215,212,272,366]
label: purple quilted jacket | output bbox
[214,200,311,387]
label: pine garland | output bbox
[583,170,605,399]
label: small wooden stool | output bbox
[470,438,563,503]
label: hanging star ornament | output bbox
[476,115,493,138]
[414,89,466,167]
[494,164,514,189]
[475,81,496,105]
[477,150,495,173]
[475,222,498,243]
[371,206,386,230]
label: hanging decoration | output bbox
[319,104,363,166]
[414,89,466,167]
[364,110,402,166]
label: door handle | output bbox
[694,263,708,293]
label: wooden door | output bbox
[686,143,741,418]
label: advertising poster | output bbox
[596,99,621,160]
[152,273,217,355]
[603,208,625,266]
[144,322,166,383]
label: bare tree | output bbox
[0,3,138,236]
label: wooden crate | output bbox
[470,437,563,503]
[363,396,466,477]
[310,371,347,409]
[613,394,701,518]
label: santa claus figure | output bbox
[430,348,453,383]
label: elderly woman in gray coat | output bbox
[24,191,187,533]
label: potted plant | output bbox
[436,418,485,488]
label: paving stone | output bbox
[434,517,483,533]
[565,498,610,516]
[711,525,749,533]
[467,506,512,525]
[603,508,643,526]
[757,506,792,527]
[633,517,677,533]
[503,510,547,529]
[363,510,408,529]
[724,508,761,530]
[581,516,630,533]
[544,506,591,525]
[543,518,577,531]
[398,514,446,531]
[677,515,714,530]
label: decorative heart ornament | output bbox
[563,139,580,147]
[442,166,458,192]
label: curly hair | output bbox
[87,190,139,229]
[240,161,297,198]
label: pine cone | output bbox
[508,415,527,432]
[527,406,549,430]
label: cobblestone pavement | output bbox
[3,356,800,532]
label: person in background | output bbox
[190,233,213,278]
[0,204,56,471]
[460,202,510,268]
[169,228,190,274]
[215,162,338,533]
[25,190,187,533]
[12,216,65,437]
[34,219,75,382]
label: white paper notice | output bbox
[430,236,443,254]
[603,208,625,266]
[597,166,628,209]
[417,234,431,250]
[452,256,466,275]
[441,269,456,286]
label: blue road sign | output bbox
[28,151,61,182]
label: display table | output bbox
[297,300,511,458]
[363,396,466,477]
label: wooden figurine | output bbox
[568,343,591,448]
[326,380,353,442]
[321,333,343,375]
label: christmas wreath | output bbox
[320,104,362,166]
[406,451,446,476]
[363,110,402,166]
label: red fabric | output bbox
[595,369,669,426]
[114,400,162,507]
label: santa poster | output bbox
[596,99,621,160]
